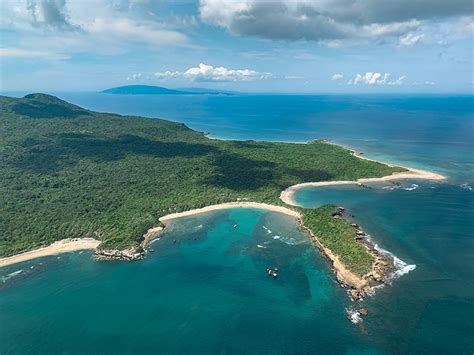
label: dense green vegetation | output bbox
[302,206,374,276]
[0,93,404,261]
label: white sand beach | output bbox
[160,202,301,222]
[280,158,446,206]
[0,238,100,268]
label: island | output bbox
[0,93,445,297]
[101,85,232,95]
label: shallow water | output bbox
[1,209,375,354]
[1,93,473,353]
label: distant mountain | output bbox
[101,85,236,95]
[102,85,189,95]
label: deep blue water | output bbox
[1,93,473,354]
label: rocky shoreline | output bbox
[95,224,165,261]
[297,207,395,301]
[94,205,395,302]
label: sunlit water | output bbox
[1,93,473,353]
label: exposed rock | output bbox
[359,308,369,316]
[95,246,144,261]
[349,289,361,301]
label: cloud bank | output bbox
[347,72,406,85]
[155,63,272,82]
[200,0,473,45]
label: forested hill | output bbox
[0,94,404,256]
[102,85,190,95]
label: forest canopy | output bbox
[0,94,404,256]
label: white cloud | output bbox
[331,73,344,81]
[0,47,69,60]
[200,0,472,46]
[155,63,272,82]
[87,18,188,47]
[0,0,191,57]
[348,72,406,85]
[388,75,406,86]
[399,33,425,47]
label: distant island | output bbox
[101,85,234,95]
[0,93,444,298]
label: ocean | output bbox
[1,93,473,354]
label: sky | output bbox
[0,0,473,93]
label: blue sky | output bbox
[0,0,472,93]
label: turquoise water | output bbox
[1,209,371,353]
[1,94,473,353]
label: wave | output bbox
[149,237,161,245]
[460,183,472,191]
[257,244,266,249]
[277,236,306,246]
[365,235,417,286]
[193,224,204,231]
[262,226,272,234]
[402,184,419,191]
[2,269,23,283]
[346,308,362,324]
[382,185,400,191]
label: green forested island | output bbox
[102,85,190,95]
[101,85,233,95]
[0,93,404,277]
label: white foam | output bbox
[402,183,419,191]
[346,308,362,324]
[262,226,272,234]
[149,237,161,245]
[366,236,417,284]
[277,236,306,246]
[257,244,266,249]
[273,235,281,239]
[2,269,23,283]
[460,183,472,191]
[382,185,400,191]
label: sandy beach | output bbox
[160,202,301,222]
[0,238,100,268]
[280,156,446,206]
[0,150,445,273]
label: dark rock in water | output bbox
[267,267,278,279]
[359,308,369,316]
[349,289,361,301]
[95,246,144,261]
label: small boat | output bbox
[233,224,238,228]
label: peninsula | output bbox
[0,93,444,296]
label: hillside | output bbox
[0,93,404,258]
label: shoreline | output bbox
[0,203,300,268]
[0,238,100,268]
[159,202,300,222]
[1,150,446,292]
[280,153,446,206]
